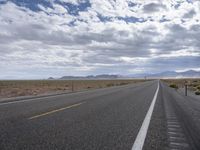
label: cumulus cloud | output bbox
[142,3,166,13]
[0,0,200,79]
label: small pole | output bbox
[185,81,187,96]
[72,80,74,92]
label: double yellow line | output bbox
[29,102,84,120]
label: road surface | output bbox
[0,80,200,150]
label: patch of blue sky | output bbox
[1,0,91,16]
[0,0,7,4]
[174,3,181,9]
[186,0,193,3]
[68,20,76,27]
[128,1,137,7]
[160,18,170,23]
[55,0,91,16]
[97,14,112,22]
[97,13,145,23]
[67,18,88,27]
[6,0,53,11]
[117,16,146,23]
[174,0,192,9]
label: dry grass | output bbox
[162,78,200,95]
[0,79,147,99]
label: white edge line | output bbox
[132,81,160,150]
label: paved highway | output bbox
[0,80,200,150]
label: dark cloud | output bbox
[143,3,166,13]
[183,9,196,18]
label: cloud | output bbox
[0,0,200,79]
[143,3,166,13]
[183,9,196,18]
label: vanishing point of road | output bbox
[0,80,200,150]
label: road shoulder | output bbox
[143,83,168,150]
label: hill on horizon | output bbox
[48,70,200,80]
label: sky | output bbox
[0,0,200,79]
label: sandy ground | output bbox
[162,78,200,96]
[0,79,146,99]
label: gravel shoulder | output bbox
[163,82,200,149]
[178,88,200,100]
[143,83,168,150]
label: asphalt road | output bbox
[0,80,200,150]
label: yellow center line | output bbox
[28,102,84,120]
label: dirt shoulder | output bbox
[162,78,200,97]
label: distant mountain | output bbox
[60,76,84,80]
[143,70,200,78]
[91,74,120,79]
[48,77,54,80]
[49,70,200,80]
[180,70,200,76]
[59,74,121,80]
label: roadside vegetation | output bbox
[195,91,200,95]
[163,79,200,95]
[0,79,147,99]
[169,84,178,89]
